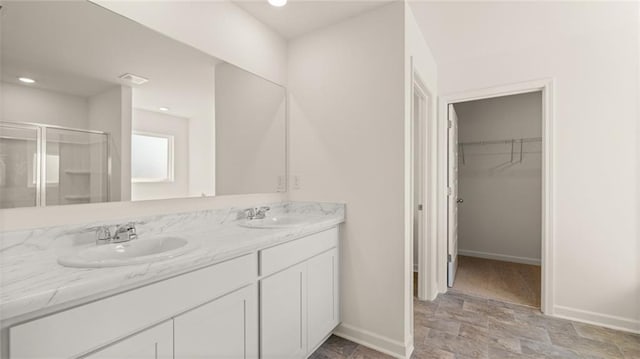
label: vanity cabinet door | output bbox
[174,284,258,359]
[307,248,339,350]
[85,320,173,359]
[260,262,307,359]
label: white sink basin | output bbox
[58,237,197,268]
[238,216,313,229]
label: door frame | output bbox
[412,75,431,301]
[433,78,555,314]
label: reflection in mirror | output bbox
[0,1,286,209]
[131,133,174,184]
[215,63,287,195]
[0,124,39,208]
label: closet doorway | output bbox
[438,80,554,312]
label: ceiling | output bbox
[408,1,638,66]
[234,0,392,39]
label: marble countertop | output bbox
[0,202,344,326]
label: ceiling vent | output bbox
[118,73,149,85]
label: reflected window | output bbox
[131,133,174,183]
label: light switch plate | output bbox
[277,175,286,192]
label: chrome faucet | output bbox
[95,222,138,245]
[255,206,270,219]
[242,206,271,220]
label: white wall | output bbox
[182,68,216,198]
[89,86,131,202]
[637,3,640,330]
[91,0,287,85]
[215,63,286,195]
[636,2,640,326]
[1,0,288,232]
[405,0,439,349]
[289,2,437,356]
[412,1,639,332]
[132,109,189,201]
[288,3,405,354]
[2,82,88,128]
[455,92,542,265]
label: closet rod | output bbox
[459,136,542,146]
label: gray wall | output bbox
[455,92,542,264]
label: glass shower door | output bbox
[44,128,109,206]
[0,123,40,209]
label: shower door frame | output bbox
[0,121,111,207]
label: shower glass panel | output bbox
[0,124,39,209]
[44,128,109,206]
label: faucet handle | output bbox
[243,208,257,219]
[95,226,111,244]
[255,206,270,219]
[125,222,138,240]
[112,222,137,242]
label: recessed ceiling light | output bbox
[268,0,287,7]
[18,77,36,84]
[159,107,169,112]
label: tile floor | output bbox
[311,292,640,359]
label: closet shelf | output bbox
[64,169,91,175]
[64,195,91,201]
[458,137,542,165]
[459,137,541,146]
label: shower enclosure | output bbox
[0,122,109,209]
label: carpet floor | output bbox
[451,255,541,308]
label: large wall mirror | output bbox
[0,1,287,209]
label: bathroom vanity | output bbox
[0,202,344,359]
[0,2,343,357]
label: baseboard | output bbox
[458,249,541,265]
[333,323,412,358]
[405,339,414,359]
[553,305,640,334]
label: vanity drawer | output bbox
[260,227,338,276]
[9,253,256,359]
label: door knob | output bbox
[457,198,464,203]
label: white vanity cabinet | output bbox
[174,284,258,359]
[5,226,340,359]
[307,248,339,349]
[8,253,257,359]
[86,321,173,359]
[260,228,340,359]
[261,262,307,359]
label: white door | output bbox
[174,284,258,359]
[447,104,460,288]
[307,249,339,350]
[413,85,427,299]
[86,321,173,359]
[261,262,307,359]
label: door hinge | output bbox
[418,204,423,211]
[447,187,452,196]
[448,120,452,129]
[448,254,452,262]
